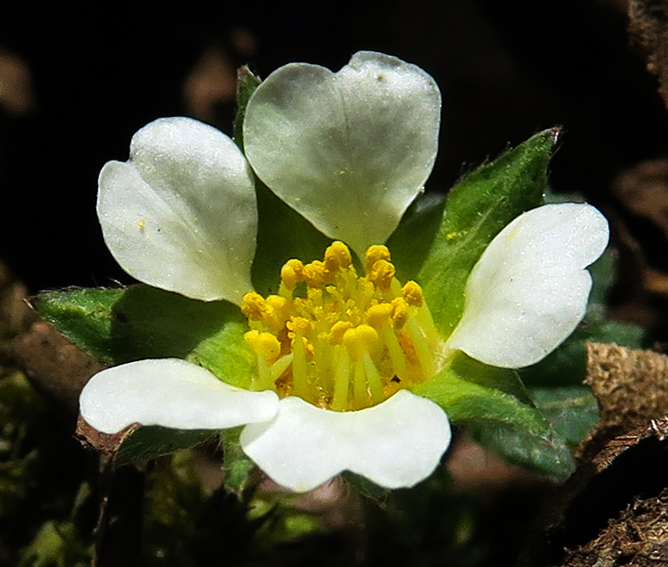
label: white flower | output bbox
[81,52,609,493]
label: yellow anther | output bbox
[324,241,352,272]
[343,324,380,360]
[302,260,332,287]
[242,242,445,411]
[263,295,291,330]
[288,316,312,336]
[364,245,391,273]
[280,259,304,291]
[328,320,353,344]
[391,297,410,329]
[365,303,393,327]
[244,330,281,361]
[240,292,266,321]
[402,281,424,307]
[368,259,396,291]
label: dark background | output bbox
[1,0,666,296]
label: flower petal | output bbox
[243,51,441,256]
[240,390,451,492]
[80,359,278,434]
[447,203,609,368]
[97,117,257,304]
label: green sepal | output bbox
[233,66,262,152]
[221,428,258,498]
[115,427,216,466]
[418,129,557,336]
[387,192,446,283]
[341,472,389,502]
[251,182,332,296]
[414,352,574,480]
[33,285,254,389]
[75,414,216,466]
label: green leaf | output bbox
[233,66,262,151]
[530,386,599,447]
[34,285,254,388]
[417,129,557,336]
[115,427,216,465]
[414,352,574,480]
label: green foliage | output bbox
[34,285,253,387]
[418,129,556,336]
[530,387,599,446]
[414,353,574,480]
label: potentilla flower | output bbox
[80,52,609,492]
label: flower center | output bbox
[241,242,445,411]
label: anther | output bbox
[324,241,352,272]
[328,320,353,344]
[391,297,410,329]
[342,324,380,360]
[365,303,393,327]
[240,292,267,321]
[364,245,391,273]
[368,259,395,291]
[402,281,424,307]
[244,330,281,361]
[288,316,312,336]
[302,260,332,287]
[280,259,304,291]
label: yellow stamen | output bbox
[240,292,266,321]
[342,324,380,361]
[324,241,352,272]
[244,330,281,362]
[364,245,391,272]
[280,259,304,291]
[367,259,395,292]
[402,281,424,307]
[241,241,445,411]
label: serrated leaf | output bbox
[418,129,557,336]
[414,352,574,480]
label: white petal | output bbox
[240,390,451,492]
[243,51,441,256]
[97,117,257,304]
[80,359,278,434]
[447,203,609,368]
